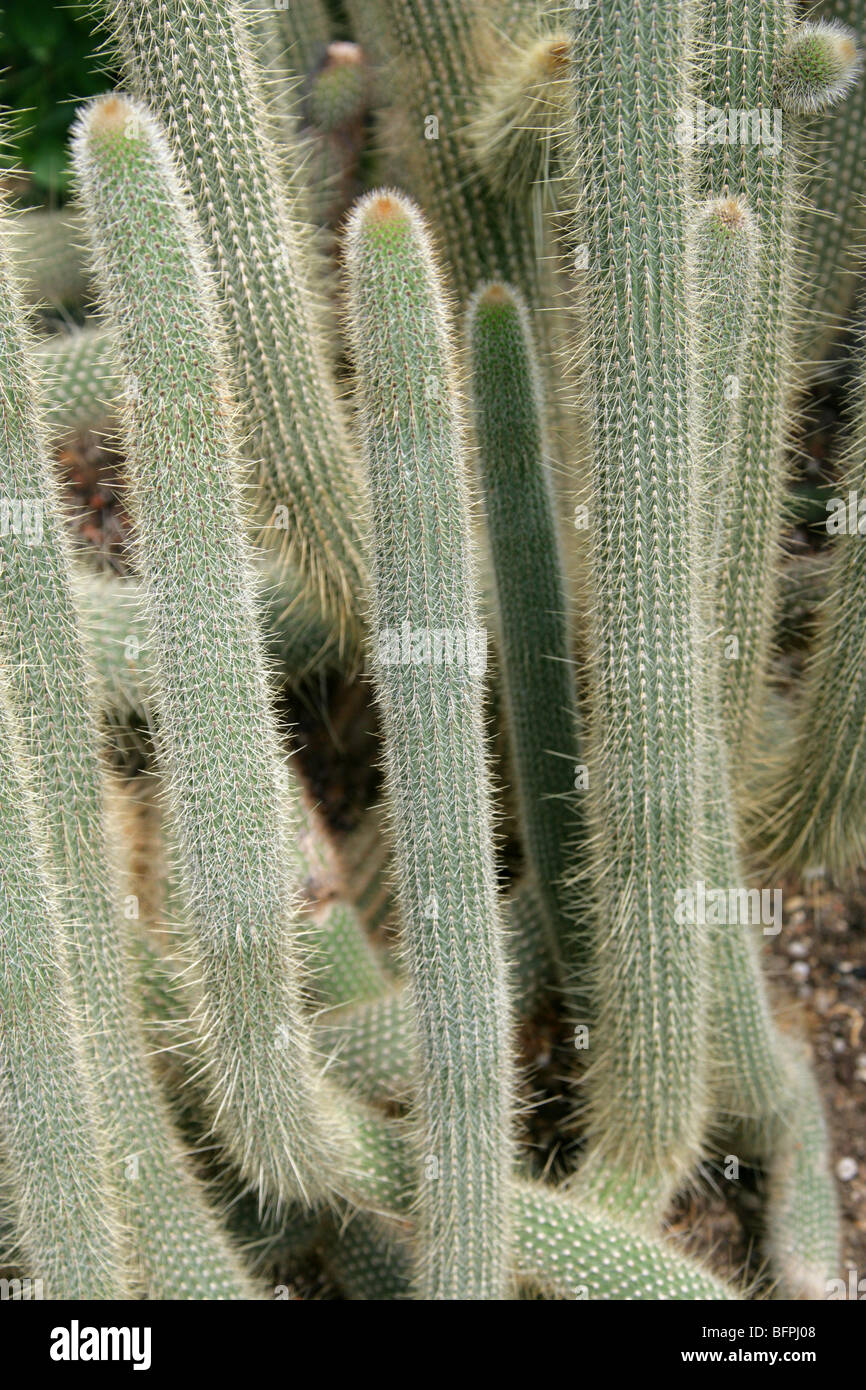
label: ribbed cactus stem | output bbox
[564,0,707,1222]
[697,0,798,758]
[322,1213,413,1300]
[108,0,369,639]
[468,282,583,980]
[34,325,119,442]
[346,191,515,1300]
[758,290,866,877]
[764,1048,839,1302]
[8,207,90,310]
[690,192,838,1300]
[0,187,255,1299]
[0,665,126,1299]
[798,0,866,362]
[74,93,336,1207]
[776,18,860,114]
[262,0,331,77]
[469,31,569,205]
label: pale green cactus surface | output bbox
[1,0,864,1301]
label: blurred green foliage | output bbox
[1,0,117,202]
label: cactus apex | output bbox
[777,19,862,115]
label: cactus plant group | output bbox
[0,0,864,1301]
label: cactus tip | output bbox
[777,20,862,115]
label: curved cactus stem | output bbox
[34,325,120,443]
[321,1211,413,1300]
[468,29,570,210]
[0,185,257,1300]
[690,191,839,1302]
[0,664,128,1299]
[696,1,849,761]
[756,295,866,877]
[346,190,515,1299]
[8,207,90,311]
[106,0,370,642]
[74,93,338,1208]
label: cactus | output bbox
[73,93,336,1206]
[34,324,120,442]
[798,0,866,362]
[563,0,707,1222]
[757,284,866,877]
[0,180,256,1300]
[697,3,860,759]
[345,191,514,1299]
[468,282,583,979]
[8,207,90,310]
[346,0,570,451]
[469,29,570,210]
[106,0,369,638]
[2,0,861,1303]
[0,662,126,1299]
[689,194,838,1298]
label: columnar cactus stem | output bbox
[74,93,337,1207]
[0,188,255,1300]
[34,325,119,442]
[690,194,838,1300]
[346,191,515,1300]
[564,0,707,1222]
[261,0,331,78]
[696,1,802,758]
[8,207,90,310]
[799,1,866,361]
[347,0,567,435]
[469,30,570,208]
[468,282,583,979]
[0,666,127,1299]
[758,289,866,877]
[107,0,369,639]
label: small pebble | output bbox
[832,1037,847,1055]
[855,1055,866,1084]
[787,940,810,959]
[790,960,811,983]
[836,1157,859,1182]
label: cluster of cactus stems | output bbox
[0,0,864,1300]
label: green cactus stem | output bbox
[107,0,370,640]
[8,207,90,311]
[0,662,127,1299]
[346,190,515,1299]
[563,0,707,1223]
[74,92,339,1207]
[0,181,256,1300]
[34,325,120,443]
[468,281,583,981]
